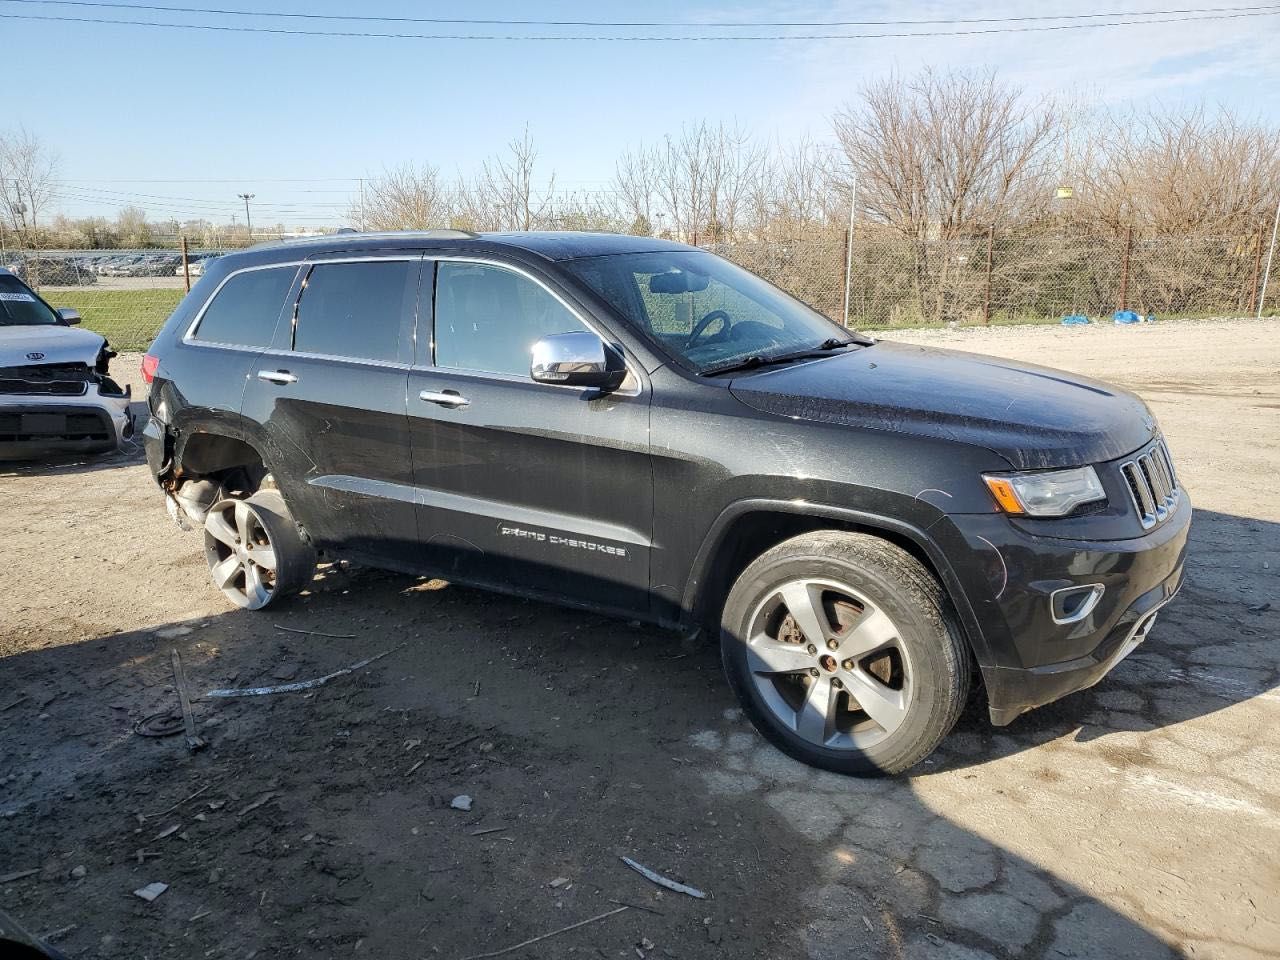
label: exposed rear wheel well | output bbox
[175,433,271,497]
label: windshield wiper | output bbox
[701,338,858,376]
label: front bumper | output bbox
[0,392,133,459]
[941,494,1191,725]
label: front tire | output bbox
[720,531,971,776]
[202,490,316,610]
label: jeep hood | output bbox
[728,341,1156,470]
[0,324,107,368]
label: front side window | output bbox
[434,261,589,377]
[0,274,59,326]
[193,266,296,347]
[564,251,847,374]
[294,260,416,362]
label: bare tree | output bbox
[763,137,845,236]
[471,125,555,231]
[358,163,451,230]
[116,205,153,247]
[0,127,59,249]
[1075,106,1280,235]
[648,121,766,242]
[613,142,662,235]
[833,69,1060,320]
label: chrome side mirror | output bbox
[56,308,82,325]
[531,331,626,391]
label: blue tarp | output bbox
[1061,314,1090,325]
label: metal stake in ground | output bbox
[170,648,207,753]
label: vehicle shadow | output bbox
[0,510,1274,957]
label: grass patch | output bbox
[43,288,186,351]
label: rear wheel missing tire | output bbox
[721,531,971,776]
[203,490,316,610]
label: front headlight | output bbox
[983,466,1106,517]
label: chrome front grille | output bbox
[1121,438,1179,529]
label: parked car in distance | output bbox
[140,230,1189,775]
[0,267,132,458]
[4,256,96,287]
[174,254,219,278]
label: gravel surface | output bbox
[1,318,1277,959]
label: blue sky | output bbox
[5,0,1279,226]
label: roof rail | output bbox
[420,228,480,240]
[246,228,482,251]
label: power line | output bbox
[57,182,351,208]
[57,177,361,184]
[2,7,1277,39]
[2,0,1275,27]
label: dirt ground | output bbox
[1,317,1277,960]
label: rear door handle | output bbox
[257,370,298,385]
[419,390,470,408]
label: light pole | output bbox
[238,193,255,242]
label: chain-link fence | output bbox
[5,227,1276,351]
[0,242,236,350]
[715,226,1278,328]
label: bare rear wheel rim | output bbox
[744,577,913,751]
[203,500,279,610]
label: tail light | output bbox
[141,353,160,384]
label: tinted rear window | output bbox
[293,260,415,362]
[193,266,296,347]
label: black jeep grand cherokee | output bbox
[142,230,1189,775]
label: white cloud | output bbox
[753,0,1280,137]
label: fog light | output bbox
[1050,584,1105,625]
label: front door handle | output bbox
[257,370,298,385]
[419,390,470,408]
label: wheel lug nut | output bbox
[809,667,820,678]
[831,678,843,689]
[806,644,817,655]
[826,639,839,651]
[842,659,855,671]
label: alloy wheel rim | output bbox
[744,577,913,750]
[203,500,278,610]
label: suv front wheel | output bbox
[720,531,971,776]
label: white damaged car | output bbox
[0,267,133,459]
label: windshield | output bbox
[0,275,60,326]
[564,250,849,373]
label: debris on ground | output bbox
[1248,601,1271,613]
[457,905,629,960]
[204,648,397,698]
[170,648,207,752]
[620,856,708,899]
[0,868,38,883]
[69,865,86,880]
[548,877,570,888]
[450,794,474,811]
[272,623,355,639]
[133,711,184,738]
[133,882,169,902]
[236,791,280,818]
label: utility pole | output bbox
[1259,196,1280,320]
[843,175,858,327]
[238,193,255,242]
[358,178,367,231]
